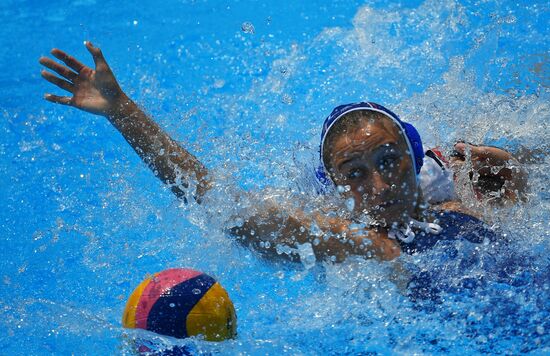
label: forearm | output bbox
[309,215,401,262]
[107,95,210,202]
[40,43,210,201]
[230,208,401,263]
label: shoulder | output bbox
[401,207,499,254]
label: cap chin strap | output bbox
[388,218,442,243]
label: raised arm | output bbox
[39,42,209,202]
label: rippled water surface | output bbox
[1,0,549,354]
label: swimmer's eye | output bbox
[346,168,363,180]
[378,155,398,171]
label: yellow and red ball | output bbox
[122,268,236,341]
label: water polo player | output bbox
[39,43,527,262]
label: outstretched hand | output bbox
[39,42,126,116]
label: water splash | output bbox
[3,0,549,354]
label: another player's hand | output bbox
[453,142,513,167]
[451,142,527,202]
[39,42,126,116]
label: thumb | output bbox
[85,41,109,70]
[454,142,484,159]
[453,142,473,155]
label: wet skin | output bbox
[326,117,418,225]
[38,43,402,261]
[39,44,524,263]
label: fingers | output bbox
[51,48,86,73]
[39,57,78,82]
[44,94,72,106]
[453,142,481,157]
[453,142,468,155]
[450,143,466,160]
[85,41,109,70]
[41,69,74,93]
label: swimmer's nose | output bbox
[370,171,390,195]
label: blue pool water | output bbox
[1,0,549,354]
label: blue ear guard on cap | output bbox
[316,102,424,192]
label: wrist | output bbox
[106,93,135,119]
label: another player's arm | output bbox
[39,42,210,202]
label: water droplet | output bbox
[345,197,355,212]
[241,21,255,34]
[310,222,322,236]
[133,20,138,26]
[192,288,201,295]
[276,244,292,255]
[213,79,225,88]
[169,303,175,308]
[336,185,351,193]
[233,217,244,227]
[33,231,44,241]
[297,242,316,269]
[281,93,293,104]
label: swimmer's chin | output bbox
[357,202,410,227]
[374,199,404,210]
[345,210,380,227]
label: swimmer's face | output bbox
[325,115,418,224]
